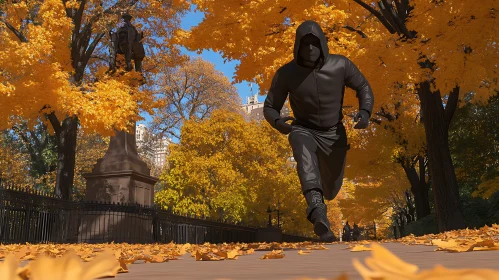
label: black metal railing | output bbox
[0,185,316,244]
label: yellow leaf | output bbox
[0,255,22,280]
[260,250,284,259]
[350,245,372,252]
[28,249,120,280]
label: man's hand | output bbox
[353,110,370,129]
[275,116,295,135]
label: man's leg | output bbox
[318,123,349,201]
[288,127,334,240]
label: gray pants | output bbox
[288,122,349,200]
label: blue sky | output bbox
[139,7,261,125]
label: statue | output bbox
[263,20,374,242]
[109,13,146,72]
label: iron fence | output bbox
[0,185,316,244]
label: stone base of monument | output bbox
[81,126,159,243]
[83,171,156,205]
[77,210,153,243]
[256,227,283,243]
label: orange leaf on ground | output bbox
[350,245,372,252]
[0,255,22,280]
[260,250,285,259]
[26,249,120,280]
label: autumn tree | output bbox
[0,0,189,199]
[177,0,498,232]
[0,130,33,187]
[9,120,58,188]
[150,57,242,142]
[450,92,499,199]
[156,109,313,235]
[73,130,109,199]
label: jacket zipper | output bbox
[314,69,321,126]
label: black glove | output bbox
[275,116,295,135]
[353,110,370,129]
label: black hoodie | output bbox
[263,20,374,131]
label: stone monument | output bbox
[83,124,157,206]
[84,13,154,206]
[81,13,154,243]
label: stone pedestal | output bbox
[83,124,158,206]
[81,124,157,243]
[256,227,282,243]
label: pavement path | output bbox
[114,242,499,280]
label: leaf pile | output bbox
[398,223,499,252]
[1,224,499,279]
[353,243,499,279]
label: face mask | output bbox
[299,34,321,62]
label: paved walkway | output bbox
[114,243,499,280]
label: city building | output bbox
[240,94,295,164]
[136,123,147,146]
[240,93,291,121]
[135,124,171,169]
[153,137,171,168]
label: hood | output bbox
[293,20,329,62]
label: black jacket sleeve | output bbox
[344,57,374,116]
[264,70,289,128]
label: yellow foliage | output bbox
[473,174,499,199]
[73,130,109,199]
[155,109,312,235]
[177,1,499,225]
[0,0,189,135]
[0,133,33,187]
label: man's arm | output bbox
[264,70,289,128]
[344,56,374,116]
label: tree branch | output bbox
[394,0,408,22]
[379,0,401,34]
[352,0,396,33]
[343,25,368,38]
[46,112,62,138]
[81,32,105,67]
[444,86,460,127]
[0,19,28,42]
[418,155,425,184]
[375,107,397,121]
[80,0,139,37]
[73,0,88,35]
[386,0,413,38]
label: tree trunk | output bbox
[404,190,416,222]
[48,114,78,200]
[402,156,431,219]
[417,81,465,232]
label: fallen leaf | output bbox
[118,260,129,273]
[260,250,284,259]
[298,250,312,255]
[350,245,372,252]
[0,255,22,280]
[308,245,328,250]
[28,249,120,280]
[195,250,223,261]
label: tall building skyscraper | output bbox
[135,124,171,169]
